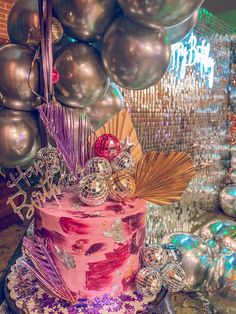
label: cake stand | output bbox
[4,257,169,314]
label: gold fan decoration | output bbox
[134,151,196,205]
[95,109,143,163]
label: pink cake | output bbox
[35,189,146,300]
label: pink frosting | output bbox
[35,190,146,300]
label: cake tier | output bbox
[35,189,146,300]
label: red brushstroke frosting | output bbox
[35,189,146,300]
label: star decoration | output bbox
[121,137,134,153]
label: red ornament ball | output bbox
[94,134,121,160]
[52,68,60,84]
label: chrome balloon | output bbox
[165,11,198,45]
[53,0,119,42]
[102,15,170,90]
[54,43,109,108]
[161,233,212,291]
[7,0,39,45]
[0,108,41,169]
[85,84,124,130]
[220,185,236,218]
[204,253,236,314]
[0,45,40,111]
[118,0,204,28]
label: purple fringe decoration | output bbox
[23,236,76,304]
[38,103,94,174]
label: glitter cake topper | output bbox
[7,161,61,220]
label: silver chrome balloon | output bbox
[165,11,198,44]
[199,219,236,241]
[53,0,119,42]
[0,45,40,111]
[161,233,212,291]
[7,0,39,45]
[118,0,204,28]
[54,43,109,108]
[85,84,124,130]
[220,185,236,218]
[102,15,170,90]
[204,253,236,314]
[0,108,41,169]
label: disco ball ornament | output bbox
[35,146,62,175]
[108,171,136,202]
[111,151,136,173]
[135,267,162,296]
[161,243,183,264]
[84,157,112,178]
[204,252,236,314]
[230,170,236,184]
[142,245,168,269]
[52,69,60,84]
[77,173,109,206]
[161,233,212,291]
[51,17,64,44]
[160,263,186,292]
[220,185,236,218]
[94,134,121,161]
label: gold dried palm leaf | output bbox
[95,109,143,163]
[134,151,196,205]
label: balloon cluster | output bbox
[135,243,186,297]
[76,134,136,206]
[199,219,236,313]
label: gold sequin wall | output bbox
[124,10,234,241]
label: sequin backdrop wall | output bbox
[124,9,234,242]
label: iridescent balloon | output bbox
[199,219,236,242]
[53,0,119,42]
[135,267,162,296]
[108,171,136,202]
[0,108,41,169]
[77,173,109,206]
[160,263,186,292]
[142,245,168,269]
[162,243,183,264]
[118,0,204,28]
[54,43,109,108]
[7,0,39,45]
[111,151,136,174]
[84,157,112,178]
[102,15,170,90]
[204,253,236,314]
[230,171,236,184]
[0,45,40,111]
[220,185,236,218]
[85,84,124,130]
[165,11,198,44]
[161,233,212,291]
[231,157,236,170]
[206,239,221,259]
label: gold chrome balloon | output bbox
[86,84,124,130]
[0,45,40,111]
[0,108,41,169]
[102,16,170,90]
[165,11,199,45]
[54,43,109,108]
[7,0,39,46]
[118,0,204,28]
[53,0,119,41]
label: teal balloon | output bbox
[204,253,236,314]
[161,233,212,291]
